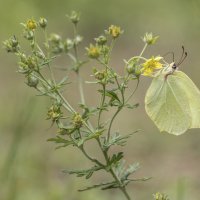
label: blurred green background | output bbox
[1,0,200,199]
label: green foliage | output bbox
[4,11,162,200]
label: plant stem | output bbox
[127,43,148,64]
[80,146,104,167]
[139,43,148,59]
[110,168,131,200]
[97,84,106,127]
[99,141,131,200]
[77,71,85,105]
[107,106,122,142]
[125,79,140,104]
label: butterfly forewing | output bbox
[145,73,192,135]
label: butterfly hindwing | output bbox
[174,71,200,128]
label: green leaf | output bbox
[47,136,74,149]
[63,165,103,179]
[78,181,119,191]
[105,89,120,102]
[83,129,105,143]
[103,130,140,150]
[79,104,98,119]
[121,162,140,180]
[108,152,124,168]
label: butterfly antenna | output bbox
[177,46,187,66]
[162,51,175,62]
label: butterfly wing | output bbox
[145,72,191,135]
[174,71,200,128]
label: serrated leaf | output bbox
[103,130,140,150]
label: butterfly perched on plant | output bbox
[145,47,200,135]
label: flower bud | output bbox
[10,36,18,47]
[94,70,105,80]
[25,31,34,40]
[69,11,80,25]
[35,51,45,59]
[47,104,63,122]
[64,39,74,52]
[27,75,39,87]
[143,33,159,45]
[126,59,142,77]
[26,19,37,30]
[19,53,27,63]
[74,35,83,45]
[39,17,47,28]
[95,35,107,45]
[106,25,123,39]
[27,56,38,70]
[3,36,20,53]
[73,113,83,128]
[49,33,61,43]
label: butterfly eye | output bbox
[172,63,177,70]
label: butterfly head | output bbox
[169,62,178,72]
[164,47,187,78]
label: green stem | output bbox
[97,84,106,127]
[139,43,148,59]
[106,39,115,65]
[43,28,50,58]
[110,169,131,200]
[77,71,85,105]
[125,79,140,104]
[95,137,132,200]
[107,106,122,142]
[80,145,104,167]
[127,43,148,64]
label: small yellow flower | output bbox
[26,19,37,30]
[153,192,169,200]
[108,25,123,39]
[86,44,101,59]
[142,56,163,76]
